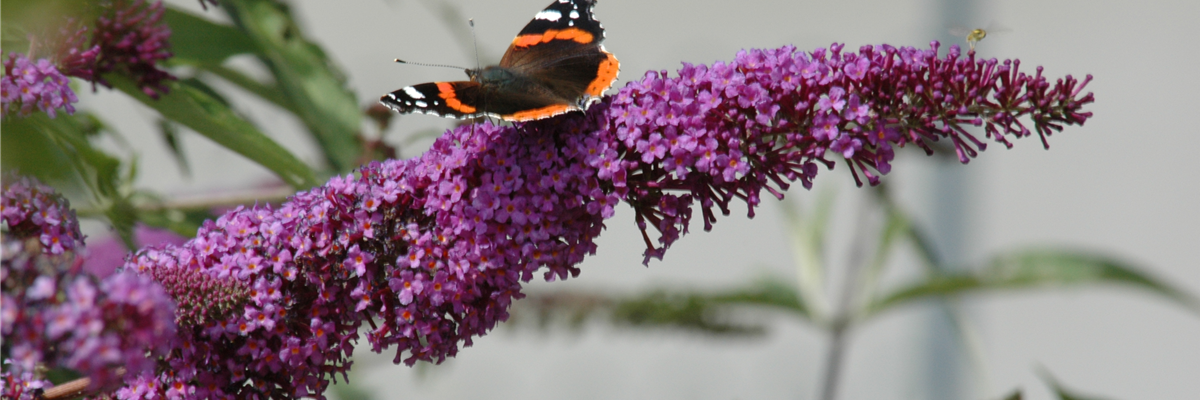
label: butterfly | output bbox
[380,0,620,122]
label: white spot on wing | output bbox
[569,10,580,19]
[535,10,562,21]
[414,100,428,108]
[403,86,425,99]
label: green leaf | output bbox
[2,112,143,243]
[608,276,809,335]
[864,249,1200,317]
[109,74,317,188]
[166,6,303,125]
[611,290,768,336]
[2,115,87,188]
[164,6,258,65]
[106,191,139,250]
[202,64,295,113]
[157,119,191,176]
[712,276,809,317]
[14,112,123,200]
[222,0,363,172]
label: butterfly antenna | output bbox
[393,59,468,71]
[468,18,496,128]
[469,19,482,75]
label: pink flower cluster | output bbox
[1,176,83,254]
[1,53,79,119]
[120,112,614,398]
[1,178,176,392]
[603,42,1094,259]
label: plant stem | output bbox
[817,195,880,400]
[41,376,90,400]
[818,317,850,400]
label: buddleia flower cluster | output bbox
[604,42,1093,259]
[1,53,79,119]
[7,42,1092,399]
[1,0,176,119]
[1,177,176,397]
[87,0,175,98]
[118,115,616,398]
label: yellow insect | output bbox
[965,28,988,51]
[950,23,1010,52]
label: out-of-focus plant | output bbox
[2,0,395,249]
[512,182,1198,400]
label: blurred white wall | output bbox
[77,0,1200,398]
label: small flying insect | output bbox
[949,22,1010,52]
[965,28,988,51]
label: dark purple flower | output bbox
[32,0,176,99]
[89,0,176,98]
[47,18,102,82]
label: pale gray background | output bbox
[75,0,1198,399]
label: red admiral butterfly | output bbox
[380,0,620,122]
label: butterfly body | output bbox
[382,0,619,122]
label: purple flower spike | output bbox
[89,0,176,98]
[605,42,1093,260]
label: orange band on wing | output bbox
[503,104,573,121]
[511,28,595,47]
[437,82,476,114]
[585,52,620,97]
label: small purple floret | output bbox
[1,53,78,119]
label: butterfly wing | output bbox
[381,79,577,121]
[380,0,619,122]
[381,81,489,120]
[499,0,619,106]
